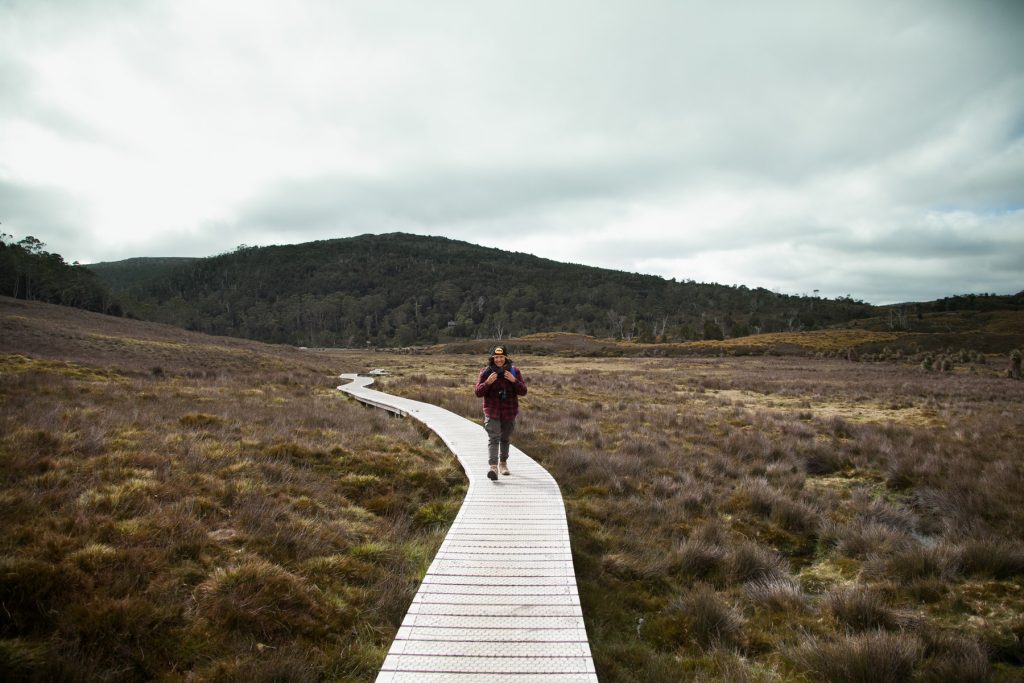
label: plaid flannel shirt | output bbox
[474,365,527,419]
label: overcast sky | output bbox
[1,0,1022,304]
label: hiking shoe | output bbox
[487,466,499,481]
[499,461,510,476]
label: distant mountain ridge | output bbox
[87,233,886,347]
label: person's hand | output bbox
[503,370,515,382]
[485,372,499,385]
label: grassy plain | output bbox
[382,350,1024,682]
[3,296,1023,681]
[0,298,463,681]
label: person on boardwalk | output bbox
[474,345,527,481]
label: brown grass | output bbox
[4,297,1023,681]
[788,631,923,683]
[0,297,464,681]
[382,341,1024,681]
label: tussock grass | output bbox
[645,582,744,652]
[194,558,336,637]
[958,538,1024,580]
[744,577,808,613]
[916,631,991,683]
[680,583,745,650]
[384,347,1024,681]
[789,631,923,683]
[0,298,464,681]
[8,298,1022,680]
[726,541,791,585]
[824,586,902,632]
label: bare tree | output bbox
[607,309,626,339]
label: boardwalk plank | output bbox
[338,374,598,682]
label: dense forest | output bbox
[90,233,880,347]
[0,234,121,315]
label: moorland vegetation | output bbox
[3,232,1023,681]
[0,297,464,681]
[381,349,1024,681]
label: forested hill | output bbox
[86,256,198,292]
[1,234,121,315]
[90,232,879,347]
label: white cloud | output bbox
[1,0,1021,301]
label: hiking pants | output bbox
[484,416,515,466]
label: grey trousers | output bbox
[484,416,515,466]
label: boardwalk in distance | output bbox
[338,374,598,683]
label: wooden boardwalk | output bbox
[338,374,598,682]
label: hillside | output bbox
[90,232,878,347]
[87,256,198,292]
[0,234,120,315]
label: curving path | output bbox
[338,374,597,682]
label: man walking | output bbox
[473,346,527,481]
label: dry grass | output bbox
[788,631,923,683]
[0,297,464,681]
[5,297,1023,681]
[382,344,1024,681]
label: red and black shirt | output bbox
[474,365,527,419]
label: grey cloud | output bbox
[0,179,84,247]
[237,158,672,235]
[814,226,1019,260]
[2,0,1023,304]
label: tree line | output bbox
[90,233,879,347]
[0,234,122,315]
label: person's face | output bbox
[494,355,506,366]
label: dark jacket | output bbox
[474,364,527,419]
